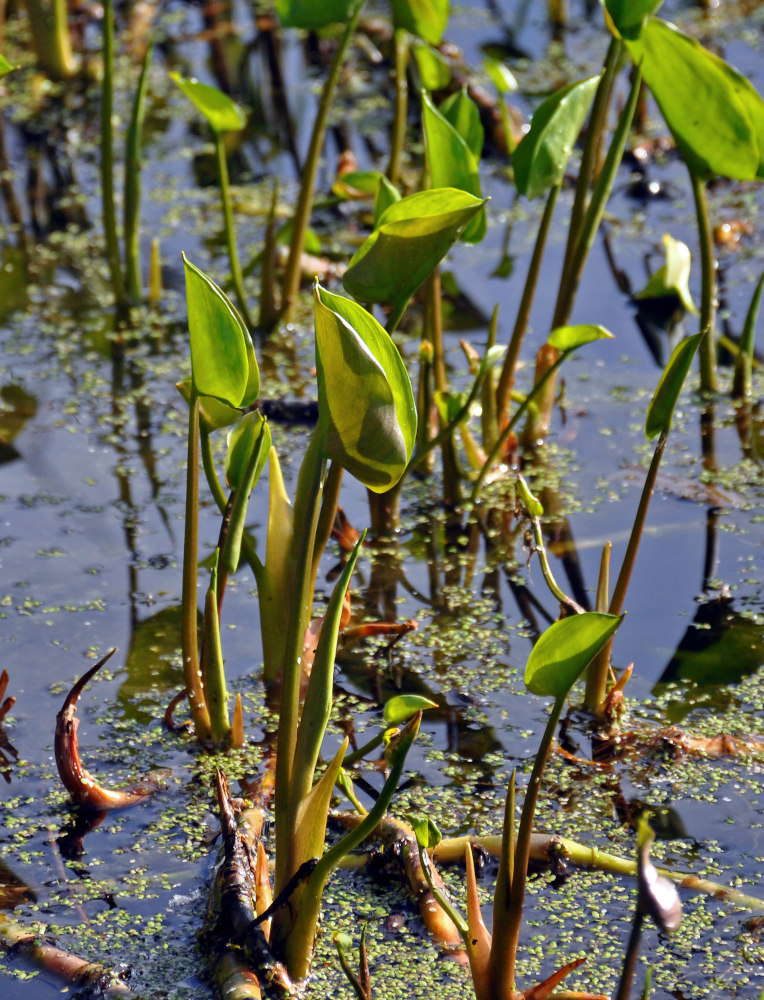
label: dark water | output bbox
[1,1,764,997]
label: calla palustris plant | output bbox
[391,0,449,45]
[411,613,622,999]
[180,256,259,744]
[342,187,486,332]
[634,234,698,316]
[422,90,486,243]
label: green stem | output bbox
[202,552,231,743]
[181,393,212,743]
[416,842,470,942]
[584,541,612,712]
[589,433,666,706]
[690,170,717,394]
[557,37,621,302]
[495,182,560,423]
[101,0,126,309]
[553,58,640,330]
[386,28,409,187]
[124,41,153,304]
[614,909,644,1000]
[24,0,78,80]
[274,430,326,892]
[490,695,565,996]
[214,131,253,330]
[281,0,364,318]
[529,513,585,614]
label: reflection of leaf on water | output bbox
[0,858,36,909]
[0,383,37,464]
[657,593,764,689]
[0,247,29,324]
[117,605,199,722]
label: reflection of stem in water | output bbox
[701,506,719,593]
[700,402,717,473]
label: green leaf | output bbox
[374,176,401,227]
[513,74,601,199]
[625,19,764,180]
[391,0,449,45]
[171,74,246,133]
[438,89,485,159]
[604,0,663,40]
[547,324,614,350]
[332,169,384,199]
[383,694,439,725]
[525,612,623,699]
[0,54,15,77]
[343,188,485,311]
[634,234,698,315]
[422,92,485,243]
[225,410,270,490]
[645,332,702,440]
[183,255,259,407]
[314,285,417,491]
[412,43,452,90]
[276,0,355,28]
[409,814,442,850]
[483,56,518,95]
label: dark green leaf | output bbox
[225,411,270,490]
[409,814,442,849]
[547,324,614,350]
[391,0,449,45]
[183,255,259,407]
[314,284,417,491]
[343,188,485,310]
[276,0,355,28]
[176,378,243,431]
[513,75,601,199]
[171,74,246,133]
[332,170,383,199]
[604,0,663,40]
[525,612,623,699]
[625,19,764,180]
[423,92,485,243]
[645,332,702,439]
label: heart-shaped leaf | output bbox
[625,19,764,180]
[645,332,702,440]
[548,324,614,351]
[391,0,449,45]
[634,234,698,315]
[276,0,355,28]
[423,92,485,243]
[314,285,416,491]
[183,255,259,407]
[171,74,246,133]
[525,612,623,699]
[343,188,485,311]
[513,74,601,199]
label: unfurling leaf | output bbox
[314,284,416,491]
[384,694,439,725]
[645,333,702,440]
[634,234,698,315]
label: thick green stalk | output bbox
[24,0,78,80]
[202,553,231,743]
[490,695,565,996]
[495,182,560,423]
[214,131,253,330]
[584,541,612,712]
[181,394,212,743]
[281,0,364,317]
[101,0,126,309]
[124,41,153,304]
[690,170,717,394]
[552,60,640,330]
[491,770,516,936]
[556,37,621,301]
[274,430,326,892]
[386,28,409,188]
